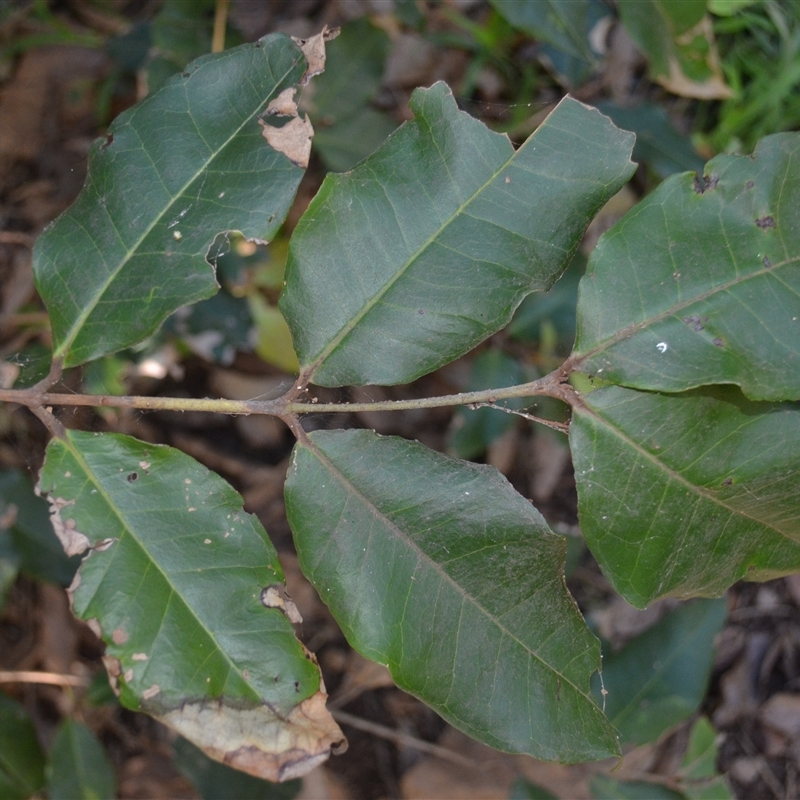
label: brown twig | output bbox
[332,709,478,768]
[0,670,89,688]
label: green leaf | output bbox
[590,774,685,800]
[34,34,310,368]
[681,717,720,780]
[173,736,301,800]
[285,429,619,762]
[304,17,396,172]
[571,385,800,606]
[281,83,635,387]
[509,776,560,800]
[48,719,116,800]
[574,133,800,402]
[0,693,46,800]
[616,0,730,99]
[37,430,344,782]
[488,0,597,63]
[594,599,727,745]
[0,469,79,587]
[144,0,215,92]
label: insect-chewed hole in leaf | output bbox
[127,472,138,483]
[756,215,777,229]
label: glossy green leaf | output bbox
[37,430,344,782]
[173,736,301,800]
[49,719,116,800]
[571,385,800,606]
[304,17,396,172]
[590,774,685,800]
[594,599,727,744]
[281,83,635,387]
[34,34,309,368]
[0,693,46,800]
[574,133,800,402]
[285,429,619,762]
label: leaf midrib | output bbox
[62,434,261,703]
[57,43,302,362]
[301,435,601,707]
[579,396,792,541]
[574,256,800,365]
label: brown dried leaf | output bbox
[159,688,347,782]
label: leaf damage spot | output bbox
[755,215,776,229]
[159,690,346,782]
[132,653,148,661]
[713,337,725,347]
[45,496,90,556]
[143,684,160,700]
[261,585,303,624]
[259,91,314,169]
[127,471,138,482]
[292,25,340,85]
[656,342,668,353]
[693,173,719,194]
[682,314,705,332]
[112,627,129,645]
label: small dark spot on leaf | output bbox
[713,337,724,347]
[762,256,772,268]
[418,309,425,315]
[101,133,114,150]
[268,214,275,223]
[745,180,754,190]
[274,675,280,682]
[693,174,718,194]
[294,681,300,692]
[756,216,776,229]
[127,472,138,482]
[683,314,703,332]
[722,477,733,486]
[255,41,261,48]
[182,72,190,78]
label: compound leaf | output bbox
[285,429,619,762]
[37,430,344,782]
[571,385,800,607]
[574,133,800,402]
[281,82,634,387]
[34,33,309,368]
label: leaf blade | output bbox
[285,429,619,761]
[574,133,800,401]
[571,385,800,606]
[37,430,344,781]
[34,34,309,368]
[281,83,635,387]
